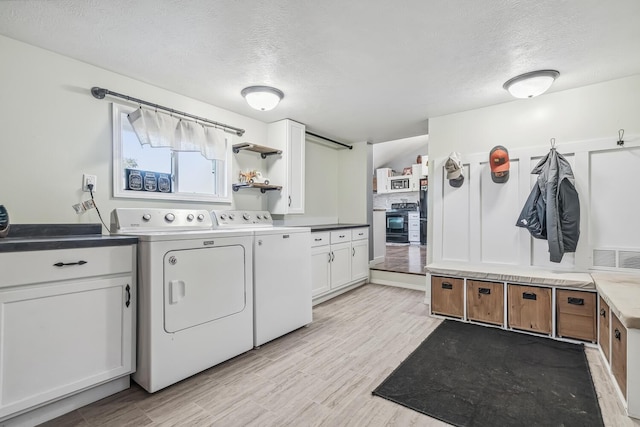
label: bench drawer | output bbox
[508,284,552,334]
[556,290,596,342]
[599,297,610,362]
[431,276,464,319]
[611,313,627,399]
[467,280,504,326]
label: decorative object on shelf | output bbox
[445,152,464,188]
[489,145,510,183]
[617,129,625,147]
[232,142,282,158]
[402,167,413,175]
[238,170,270,185]
[503,70,559,99]
[241,86,284,111]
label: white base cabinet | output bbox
[311,227,369,304]
[0,245,136,424]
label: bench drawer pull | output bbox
[478,288,491,295]
[600,308,607,318]
[615,329,621,340]
[522,292,537,301]
[567,297,584,306]
[441,282,453,290]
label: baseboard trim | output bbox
[369,269,426,292]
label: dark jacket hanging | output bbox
[516,148,580,263]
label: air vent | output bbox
[593,249,616,268]
[619,251,640,270]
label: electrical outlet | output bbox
[82,174,97,192]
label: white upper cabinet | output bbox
[267,119,306,214]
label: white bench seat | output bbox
[592,272,640,330]
[426,262,595,289]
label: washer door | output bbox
[163,245,246,333]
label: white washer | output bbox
[211,210,311,347]
[111,208,254,393]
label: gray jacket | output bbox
[516,149,580,263]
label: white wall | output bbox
[427,75,640,265]
[301,139,340,222]
[0,35,268,225]
[337,141,369,224]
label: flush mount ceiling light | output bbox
[503,70,560,99]
[241,86,284,111]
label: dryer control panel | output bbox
[211,210,273,228]
[111,208,213,233]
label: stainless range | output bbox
[385,202,418,243]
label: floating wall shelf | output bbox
[232,143,282,158]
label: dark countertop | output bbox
[0,224,137,252]
[309,223,370,232]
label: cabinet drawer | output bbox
[611,314,627,398]
[408,231,420,241]
[431,276,464,318]
[351,228,368,241]
[0,245,134,288]
[408,221,420,231]
[507,284,552,334]
[556,290,596,342]
[599,297,610,362]
[330,230,351,244]
[311,232,330,247]
[467,280,504,326]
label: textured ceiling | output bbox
[1,0,640,143]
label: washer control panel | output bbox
[111,208,213,233]
[211,210,273,228]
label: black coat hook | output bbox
[617,129,624,146]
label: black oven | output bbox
[385,202,417,243]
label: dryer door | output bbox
[163,245,246,333]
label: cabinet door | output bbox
[311,245,331,297]
[287,120,305,214]
[330,242,352,289]
[351,239,369,281]
[267,119,305,215]
[0,276,134,418]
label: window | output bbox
[112,103,231,203]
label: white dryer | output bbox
[111,208,254,393]
[211,210,312,347]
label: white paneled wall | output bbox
[431,136,640,272]
[441,165,470,262]
[480,160,520,264]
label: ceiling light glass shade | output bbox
[241,86,284,111]
[503,70,560,99]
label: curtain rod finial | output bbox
[91,87,107,99]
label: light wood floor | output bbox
[42,285,638,427]
[370,245,427,275]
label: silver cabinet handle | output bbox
[352,247,355,256]
[288,195,292,207]
[328,252,332,263]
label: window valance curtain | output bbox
[127,108,228,160]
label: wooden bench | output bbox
[425,262,640,419]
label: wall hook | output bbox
[550,138,556,149]
[617,129,625,146]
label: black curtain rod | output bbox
[91,86,245,136]
[306,131,353,150]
